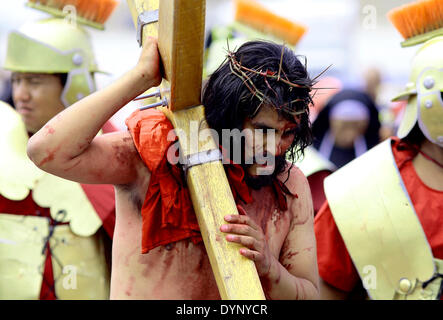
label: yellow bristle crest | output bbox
[388,0,443,40]
[235,0,307,46]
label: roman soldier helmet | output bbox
[389,1,443,147]
[392,36,443,147]
[3,18,104,107]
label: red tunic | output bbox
[314,137,443,296]
[0,121,117,300]
[306,170,331,216]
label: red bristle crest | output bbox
[388,5,410,39]
[74,0,118,24]
[423,1,436,31]
[99,0,119,24]
[97,0,105,24]
[94,0,104,24]
[412,2,427,35]
[388,0,443,40]
[65,0,79,8]
[432,0,443,28]
[58,0,68,7]
[95,0,108,24]
[77,0,93,20]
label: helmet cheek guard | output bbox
[416,68,443,147]
[394,36,443,146]
[397,95,418,140]
[62,68,96,107]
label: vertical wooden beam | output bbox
[126,0,265,300]
[157,0,204,110]
[162,106,265,300]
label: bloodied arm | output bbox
[273,183,320,300]
[27,38,161,185]
[222,170,320,300]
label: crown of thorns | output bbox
[227,44,331,118]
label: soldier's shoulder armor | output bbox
[324,139,440,300]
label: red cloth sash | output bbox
[126,108,291,253]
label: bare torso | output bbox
[110,161,219,300]
[110,161,306,299]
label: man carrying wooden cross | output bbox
[27,36,319,299]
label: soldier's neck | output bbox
[412,139,443,191]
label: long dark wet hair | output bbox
[203,41,314,186]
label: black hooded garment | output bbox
[312,89,381,168]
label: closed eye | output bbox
[283,129,297,136]
[254,125,275,135]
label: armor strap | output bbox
[324,138,436,300]
[0,214,109,299]
[0,214,48,299]
[49,225,110,299]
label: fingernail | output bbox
[225,215,232,221]
[220,225,228,232]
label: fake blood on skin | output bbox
[289,190,311,229]
[113,137,135,167]
[148,245,180,296]
[44,124,55,135]
[260,265,282,300]
[243,187,287,235]
[125,275,135,297]
[275,123,298,156]
[155,246,176,283]
[279,240,298,273]
[38,144,62,167]
[285,251,300,259]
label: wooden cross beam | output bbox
[126,0,265,300]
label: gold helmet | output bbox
[392,36,443,147]
[4,18,105,107]
[388,0,443,147]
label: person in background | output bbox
[312,89,381,168]
[0,70,13,106]
[0,18,117,299]
[314,0,443,300]
[291,77,341,216]
[309,76,343,123]
[363,67,382,103]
